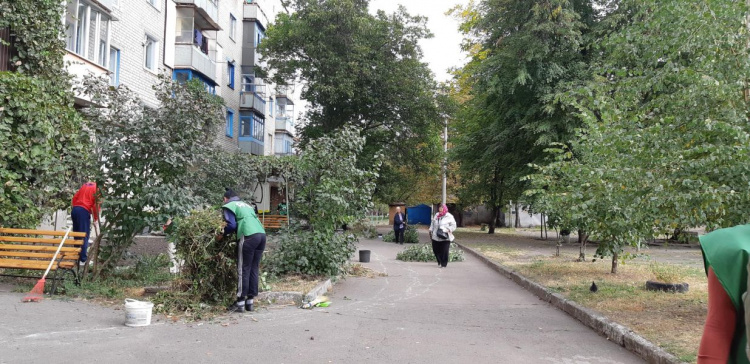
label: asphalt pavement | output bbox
[0,236,643,364]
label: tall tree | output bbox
[259,0,441,203]
[531,0,750,273]
[450,0,596,233]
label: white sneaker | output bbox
[79,260,90,266]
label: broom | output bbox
[23,227,73,303]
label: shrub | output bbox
[268,224,358,276]
[383,225,419,244]
[396,243,465,262]
[171,209,236,306]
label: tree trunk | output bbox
[577,230,587,261]
[611,252,619,274]
[488,203,498,234]
[540,213,544,239]
[514,203,520,228]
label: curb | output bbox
[304,278,333,302]
[456,242,686,364]
[256,291,304,305]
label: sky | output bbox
[369,0,470,82]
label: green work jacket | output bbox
[223,200,265,237]
[700,224,750,364]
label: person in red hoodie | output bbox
[71,182,99,265]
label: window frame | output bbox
[65,0,111,68]
[227,61,235,89]
[108,47,120,86]
[226,108,235,138]
[144,34,158,72]
[229,14,237,41]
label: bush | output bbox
[383,225,419,244]
[350,220,378,239]
[171,209,236,306]
[267,223,358,276]
[396,243,465,262]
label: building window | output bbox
[239,114,264,142]
[229,14,237,41]
[227,61,235,89]
[172,69,217,94]
[269,99,274,118]
[253,115,264,141]
[147,0,159,9]
[65,0,111,68]
[144,35,158,71]
[108,47,120,86]
[226,109,234,137]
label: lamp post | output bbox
[442,118,447,206]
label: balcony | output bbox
[175,0,220,30]
[275,117,295,135]
[174,44,217,83]
[243,2,268,29]
[240,92,266,115]
[239,139,264,155]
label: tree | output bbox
[259,0,441,202]
[80,75,224,274]
[450,0,596,233]
[0,0,90,228]
[270,126,382,276]
[532,0,750,273]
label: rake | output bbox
[22,227,73,303]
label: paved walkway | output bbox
[0,237,643,364]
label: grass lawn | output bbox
[456,229,706,364]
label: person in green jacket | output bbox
[221,189,266,313]
[698,224,750,364]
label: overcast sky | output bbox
[369,0,470,82]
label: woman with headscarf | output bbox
[698,224,750,364]
[428,204,457,268]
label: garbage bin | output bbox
[359,250,371,263]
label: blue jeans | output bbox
[71,206,91,263]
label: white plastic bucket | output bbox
[124,299,154,327]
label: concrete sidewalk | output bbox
[0,237,643,364]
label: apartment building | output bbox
[52,0,298,211]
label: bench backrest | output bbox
[0,228,87,269]
[259,215,288,229]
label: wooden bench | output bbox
[0,228,87,293]
[260,214,289,230]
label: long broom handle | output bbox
[42,227,73,279]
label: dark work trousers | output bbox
[71,206,91,263]
[236,233,266,302]
[431,239,451,267]
[394,227,405,244]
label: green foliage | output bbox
[383,225,419,244]
[0,0,89,228]
[268,224,359,277]
[0,0,67,75]
[396,243,464,263]
[260,0,441,202]
[62,254,172,299]
[80,75,224,273]
[189,149,301,206]
[450,0,596,232]
[171,209,236,306]
[271,127,380,276]
[528,0,750,273]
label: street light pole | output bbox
[442,118,447,206]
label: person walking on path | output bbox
[428,204,456,268]
[220,189,266,313]
[697,224,750,364]
[393,207,406,245]
[71,181,99,266]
